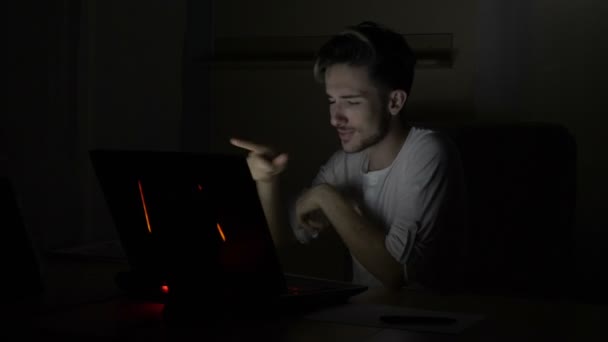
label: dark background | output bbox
[4,1,607,299]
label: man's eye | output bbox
[347,101,360,105]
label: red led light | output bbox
[161,284,169,294]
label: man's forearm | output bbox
[255,180,297,249]
[315,185,405,289]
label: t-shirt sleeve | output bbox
[384,133,452,272]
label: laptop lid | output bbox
[89,149,288,297]
[89,149,367,315]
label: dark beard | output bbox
[349,110,392,153]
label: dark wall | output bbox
[5,1,187,253]
[6,1,84,252]
[474,0,608,298]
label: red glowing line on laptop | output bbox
[137,180,152,233]
[216,223,226,242]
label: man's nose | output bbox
[330,105,347,127]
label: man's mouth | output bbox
[338,129,354,142]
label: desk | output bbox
[14,257,608,341]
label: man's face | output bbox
[325,64,390,153]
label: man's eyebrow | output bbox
[326,94,365,99]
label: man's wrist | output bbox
[256,177,279,187]
[255,178,279,197]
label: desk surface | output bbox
[12,257,608,342]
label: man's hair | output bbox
[313,21,417,95]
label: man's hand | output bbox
[295,187,330,237]
[295,184,362,238]
[230,138,288,182]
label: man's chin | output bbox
[341,142,363,154]
[341,135,383,153]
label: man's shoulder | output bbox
[406,126,451,156]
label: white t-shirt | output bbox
[291,127,467,289]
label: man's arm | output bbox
[255,179,299,249]
[296,184,405,290]
[229,138,298,250]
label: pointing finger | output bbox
[229,138,271,154]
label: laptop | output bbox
[89,149,367,320]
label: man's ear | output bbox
[387,90,408,116]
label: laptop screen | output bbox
[89,149,288,302]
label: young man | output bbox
[231,22,466,291]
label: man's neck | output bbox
[367,121,411,172]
